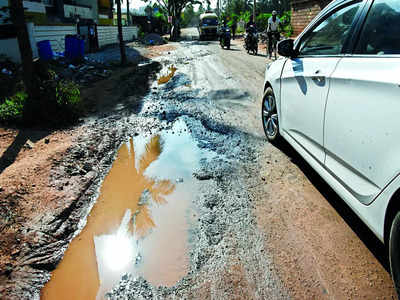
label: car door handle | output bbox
[311,70,325,81]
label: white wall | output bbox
[97,26,138,48]
[34,25,77,53]
[0,24,138,62]
[0,23,37,63]
[0,39,21,62]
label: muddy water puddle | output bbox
[41,119,210,300]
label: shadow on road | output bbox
[273,139,390,273]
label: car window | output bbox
[355,0,400,55]
[298,1,362,56]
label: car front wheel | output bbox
[262,87,280,142]
[390,211,400,297]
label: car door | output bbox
[324,0,400,205]
[280,1,364,164]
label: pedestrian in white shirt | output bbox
[267,10,281,58]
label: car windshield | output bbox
[202,18,218,26]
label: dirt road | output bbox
[105,28,397,299]
[0,28,396,299]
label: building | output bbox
[291,0,331,35]
[0,0,113,25]
[0,1,138,62]
[113,12,129,26]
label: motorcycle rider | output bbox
[219,19,229,44]
[245,16,257,49]
[267,10,281,58]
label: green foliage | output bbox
[0,78,82,126]
[281,11,293,37]
[0,91,27,123]
[181,3,201,27]
[240,10,251,23]
[55,81,80,109]
[256,13,272,31]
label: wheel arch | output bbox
[384,189,400,247]
[263,81,272,92]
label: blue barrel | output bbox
[65,35,85,60]
[77,37,85,58]
[37,40,53,61]
[65,35,76,59]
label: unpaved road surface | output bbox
[0,28,397,299]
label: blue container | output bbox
[65,35,76,59]
[78,38,85,58]
[37,40,53,61]
[65,35,85,60]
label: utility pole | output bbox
[126,0,130,25]
[253,0,256,22]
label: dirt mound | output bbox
[143,34,166,45]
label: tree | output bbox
[115,0,127,65]
[181,4,198,28]
[126,0,131,25]
[143,0,203,40]
[7,1,36,100]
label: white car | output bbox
[261,0,400,295]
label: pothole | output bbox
[157,65,177,85]
[41,119,214,300]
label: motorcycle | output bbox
[244,26,258,55]
[219,27,231,49]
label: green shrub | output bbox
[281,11,293,37]
[256,13,272,31]
[0,91,27,123]
[22,80,82,126]
[56,81,81,108]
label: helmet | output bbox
[272,10,277,16]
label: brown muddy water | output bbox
[41,120,209,300]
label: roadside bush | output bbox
[256,13,272,31]
[25,79,82,126]
[20,79,81,126]
[0,91,27,123]
[281,11,294,37]
[55,81,81,109]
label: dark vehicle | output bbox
[245,25,258,55]
[219,27,231,49]
[199,13,218,40]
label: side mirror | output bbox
[278,39,297,58]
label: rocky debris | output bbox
[50,58,113,86]
[24,140,35,150]
[193,172,213,181]
[143,34,166,46]
[86,45,141,64]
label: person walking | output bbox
[231,19,237,40]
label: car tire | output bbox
[262,87,281,142]
[389,211,400,297]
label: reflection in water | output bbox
[158,65,177,85]
[41,119,207,300]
